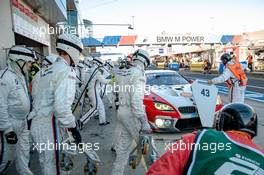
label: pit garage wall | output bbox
[0,0,15,69]
[12,0,51,57]
[0,0,52,69]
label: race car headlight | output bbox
[164,120,172,127]
[155,118,173,128]
[155,119,164,127]
[154,102,174,111]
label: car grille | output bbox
[175,118,202,131]
[178,106,197,114]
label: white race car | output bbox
[144,70,223,132]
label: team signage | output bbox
[156,35,205,44]
[12,0,50,46]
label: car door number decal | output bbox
[201,89,210,97]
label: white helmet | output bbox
[93,57,104,65]
[132,49,150,67]
[8,45,35,63]
[117,57,123,63]
[77,60,85,68]
[105,59,114,68]
[86,56,93,62]
[8,46,36,75]
[43,55,57,66]
[82,56,92,68]
[56,33,83,67]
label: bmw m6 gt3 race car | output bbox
[144,70,223,132]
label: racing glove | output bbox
[68,127,82,145]
[139,116,152,134]
[108,75,116,85]
[5,131,18,144]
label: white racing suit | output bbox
[80,64,108,125]
[110,67,123,149]
[0,66,32,175]
[77,60,94,112]
[29,57,76,175]
[111,63,150,175]
[100,65,110,97]
[212,61,246,103]
[102,65,115,108]
[31,71,40,101]
[74,62,86,105]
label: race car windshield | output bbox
[146,73,188,86]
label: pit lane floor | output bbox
[5,94,264,175]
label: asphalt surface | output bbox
[179,71,264,94]
[4,70,264,175]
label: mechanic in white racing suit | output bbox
[208,53,247,103]
[111,56,132,152]
[29,33,83,175]
[111,49,152,175]
[32,55,57,100]
[77,57,94,111]
[0,46,35,175]
[74,60,86,106]
[78,57,110,128]
[103,59,115,108]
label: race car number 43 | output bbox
[201,89,210,97]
